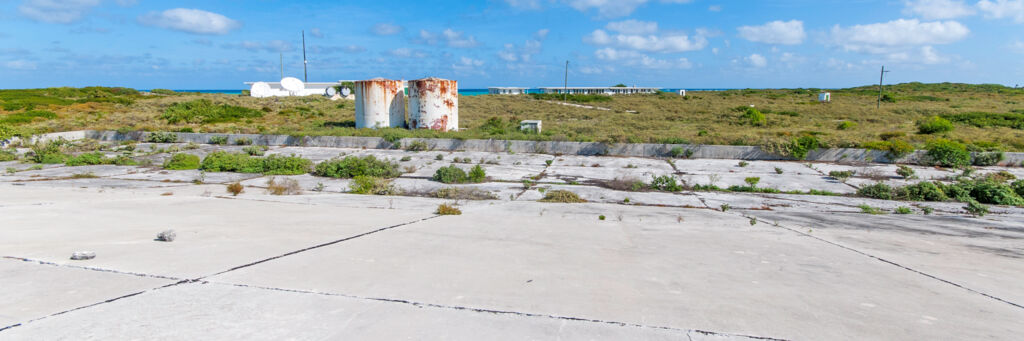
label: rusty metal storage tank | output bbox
[408,77,458,132]
[354,78,405,129]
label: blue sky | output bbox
[1,0,1023,89]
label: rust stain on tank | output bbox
[429,115,449,132]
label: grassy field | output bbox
[2,83,1023,152]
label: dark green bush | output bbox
[895,181,947,201]
[925,139,970,167]
[969,180,1024,206]
[433,165,469,184]
[163,153,200,170]
[29,141,69,164]
[209,136,228,145]
[649,175,683,192]
[972,152,1004,166]
[161,99,263,124]
[964,199,988,217]
[917,116,954,134]
[0,150,16,161]
[0,124,17,140]
[941,112,1024,130]
[896,165,916,178]
[350,176,398,195]
[64,152,136,166]
[261,154,312,175]
[862,140,914,159]
[146,131,178,143]
[313,156,401,178]
[669,146,693,158]
[837,121,857,130]
[243,145,268,156]
[857,183,894,200]
[828,170,855,182]
[467,165,487,183]
[1011,180,1024,197]
[790,136,820,159]
[234,137,253,145]
[200,151,264,173]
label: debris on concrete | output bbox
[156,230,177,242]
[70,251,96,260]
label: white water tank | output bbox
[408,77,458,132]
[355,78,406,129]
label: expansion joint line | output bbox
[731,211,1024,310]
[208,281,788,341]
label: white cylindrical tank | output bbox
[355,78,405,129]
[408,77,458,132]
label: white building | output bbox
[488,87,528,95]
[818,92,831,103]
[244,80,343,97]
[538,87,658,95]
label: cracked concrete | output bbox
[2,143,1023,339]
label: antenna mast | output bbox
[302,30,308,82]
[876,65,890,109]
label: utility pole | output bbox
[302,30,308,82]
[877,65,889,109]
[563,60,569,103]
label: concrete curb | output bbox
[26,130,1024,166]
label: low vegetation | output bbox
[539,190,586,203]
[266,177,302,195]
[200,151,311,175]
[163,153,200,170]
[432,165,487,184]
[161,99,263,124]
[313,155,401,178]
[226,182,244,196]
[436,203,462,215]
[349,175,399,195]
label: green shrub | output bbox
[790,136,820,159]
[743,107,766,126]
[539,190,586,203]
[744,177,761,187]
[917,116,954,134]
[163,153,200,170]
[404,140,429,151]
[314,156,401,178]
[972,152,1004,166]
[858,204,884,214]
[857,183,894,200]
[837,121,857,130]
[925,139,970,167]
[896,165,916,178]
[467,165,487,183]
[262,154,312,175]
[862,140,914,159]
[150,89,176,95]
[146,131,179,143]
[243,145,268,156]
[894,206,913,214]
[969,180,1024,206]
[964,199,988,217]
[234,137,253,145]
[669,146,693,158]
[941,112,1024,130]
[209,136,228,145]
[200,151,264,173]
[436,203,462,215]
[828,170,855,182]
[1011,180,1024,197]
[0,124,17,140]
[433,165,468,184]
[161,99,263,124]
[29,140,69,164]
[895,181,947,201]
[649,175,683,192]
[349,176,398,195]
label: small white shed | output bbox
[818,92,831,103]
[520,120,542,133]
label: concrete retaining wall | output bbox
[22,130,1024,166]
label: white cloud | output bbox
[19,0,101,24]
[746,53,767,68]
[1013,40,1024,52]
[885,46,950,64]
[606,19,658,34]
[372,23,403,35]
[453,57,485,75]
[594,48,692,69]
[5,60,38,70]
[737,20,805,45]
[310,45,365,54]
[903,0,975,19]
[585,29,707,52]
[309,28,323,38]
[535,29,550,39]
[498,29,547,62]
[977,0,1024,23]
[442,29,480,48]
[388,48,428,58]
[708,5,722,12]
[504,0,542,9]
[139,8,240,35]
[565,0,692,18]
[829,19,968,54]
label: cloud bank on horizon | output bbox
[1,0,1024,89]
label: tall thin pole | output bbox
[302,31,308,82]
[876,65,888,109]
[563,60,569,103]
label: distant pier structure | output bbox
[539,87,658,95]
[488,87,528,95]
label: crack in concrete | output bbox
[1,256,183,281]
[728,211,1024,310]
[203,281,788,341]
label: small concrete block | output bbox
[70,251,95,260]
[156,230,176,242]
